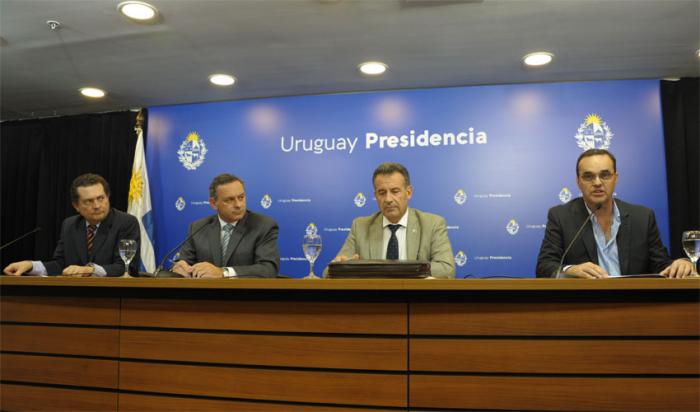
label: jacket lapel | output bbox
[575,200,599,265]
[223,213,247,265]
[615,200,631,274]
[369,214,384,259]
[406,208,420,259]
[73,216,88,264]
[90,209,113,261]
[208,220,223,266]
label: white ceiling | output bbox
[1,0,699,121]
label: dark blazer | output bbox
[43,208,141,276]
[536,197,673,277]
[177,211,280,277]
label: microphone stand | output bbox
[555,202,602,277]
[148,217,215,278]
[0,227,42,251]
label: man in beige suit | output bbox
[330,162,455,279]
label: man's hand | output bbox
[660,259,697,278]
[62,265,95,277]
[191,262,224,278]
[332,254,359,263]
[3,260,32,276]
[172,260,194,278]
[563,262,609,279]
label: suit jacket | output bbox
[43,208,141,276]
[536,197,673,277]
[177,211,280,277]
[330,208,455,279]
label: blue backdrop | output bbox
[146,79,669,278]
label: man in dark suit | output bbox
[3,173,140,277]
[172,173,280,278]
[536,149,695,278]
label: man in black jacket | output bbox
[3,173,140,276]
[536,149,695,278]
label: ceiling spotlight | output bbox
[209,74,236,86]
[696,49,700,59]
[522,52,554,67]
[46,20,61,31]
[359,61,388,76]
[118,1,158,21]
[80,87,106,98]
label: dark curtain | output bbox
[661,78,700,258]
[1,111,139,268]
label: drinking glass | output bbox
[682,230,700,273]
[119,239,137,277]
[302,233,322,279]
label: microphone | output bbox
[144,217,215,278]
[555,202,602,277]
[0,227,42,251]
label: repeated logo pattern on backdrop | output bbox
[147,80,669,277]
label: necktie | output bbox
[86,225,97,254]
[221,223,234,258]
[386,224,400,260]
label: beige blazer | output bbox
[331,208,455,279]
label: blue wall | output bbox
[147,79,668,277]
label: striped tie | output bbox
[87,225,97,254]
[221,223,234,258]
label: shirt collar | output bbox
[382,209,409,228]
[585,200,620,222]
[218,215,238,229]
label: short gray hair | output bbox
[372,162,411,187]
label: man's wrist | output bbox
[555,265,574,279]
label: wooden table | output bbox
[1,277,698,411]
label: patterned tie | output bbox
[386,224,401,260]
[86,225,97,254]
[221,223,234,259]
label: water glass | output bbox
[302,233,322,279]
[119,239,137,277]
[682,230,700,273]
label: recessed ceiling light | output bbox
[663,77,681,82]
[696,49,700,59]
[359,61,388,76]
[80,87,106,98]
[522,52,554,67]
[118,1,158,21]
[209,74,236,86]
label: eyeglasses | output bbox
[579,171,615,183]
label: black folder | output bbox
[327,259,430,279]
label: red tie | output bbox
[87,225,97,254]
